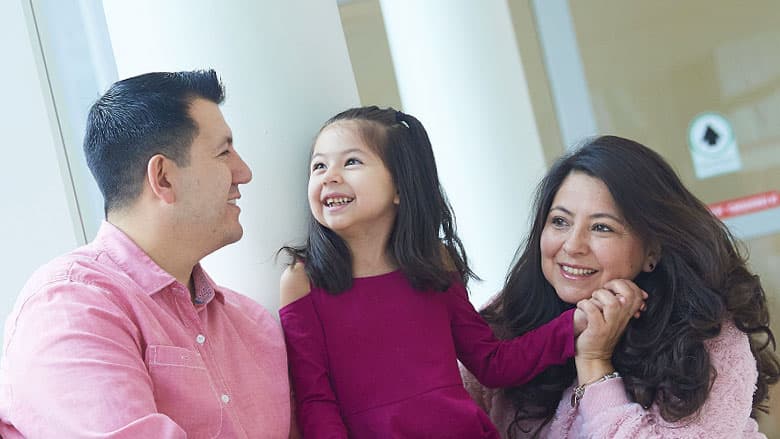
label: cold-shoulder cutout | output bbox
[439,242,457,271]
[280,262,312,307]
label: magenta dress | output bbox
[280,270,575,438]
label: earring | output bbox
[648,263,655,271]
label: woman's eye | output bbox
[593,223,614,233]
[551,216,568,227]
[345,158,362,166]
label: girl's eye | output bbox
[550,216,568,228]
[345,157,362,166]
[311,162,325,172]
[592,223,614,233]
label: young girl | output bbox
[279,107,644,438]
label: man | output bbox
[0,70,292,437]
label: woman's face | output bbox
[540,171,655,304]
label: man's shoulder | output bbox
[214,285,283,333]
[16,242,139,316]
[26,242,123,288]
[216,285,272,315]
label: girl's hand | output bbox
[573,307,588,336]
[574,279,647,383]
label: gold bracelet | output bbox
[570,371,620,408]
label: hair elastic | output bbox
[395,110,409,128]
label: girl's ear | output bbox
[393,191,400,205]
[146,154,176,204]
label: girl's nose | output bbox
[323,167,342,184]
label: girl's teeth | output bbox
[326,197,353,207]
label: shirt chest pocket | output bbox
[145,345,223,439]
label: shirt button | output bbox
[196,334,206,344]
[221,394,230,404]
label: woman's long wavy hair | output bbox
[282,106,475,294]
[481,135,780,437]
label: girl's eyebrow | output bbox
[311,148,366,161]
[549,206,625,224]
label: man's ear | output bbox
[146,154,176,204]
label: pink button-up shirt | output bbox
[0,222,291,438]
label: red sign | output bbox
[708,191,780,219]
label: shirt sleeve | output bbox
[279,294,348,438]
[1,280,187,438]
[573,323,763,438]
[448,281,576,388]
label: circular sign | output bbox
[687,112,734,157]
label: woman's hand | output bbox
[574,279,647,383]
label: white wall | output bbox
[101,0,360,313]
[0,1,83,325]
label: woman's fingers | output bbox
[575,298,617,360]
[601,279,648,318]
[577,298,605,327]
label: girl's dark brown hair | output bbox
[282,106,475,293]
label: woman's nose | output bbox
[562,229,588,255]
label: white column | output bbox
[533,0,597,149]
[31,0,118,240]
[379,0,548,306]
[102,0,360,313]
[0,1,82,325]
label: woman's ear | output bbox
[643,244,661,272]
[146,154,176,204]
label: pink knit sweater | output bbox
[462,320,765,438]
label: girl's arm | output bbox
[566,321,762,438]
[448,281,576,388]
[279,264,348,439]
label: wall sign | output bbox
[708,191,780,219]
[708,191,780,240]
[687,112,742,179]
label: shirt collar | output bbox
[95,221,224,304]
[192,263,223,305]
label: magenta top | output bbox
[280,270,575,438]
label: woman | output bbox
[463,135,780,438]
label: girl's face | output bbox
[308,122,399,240]
[540,171,655,304]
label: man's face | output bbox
[173,98,252,255]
